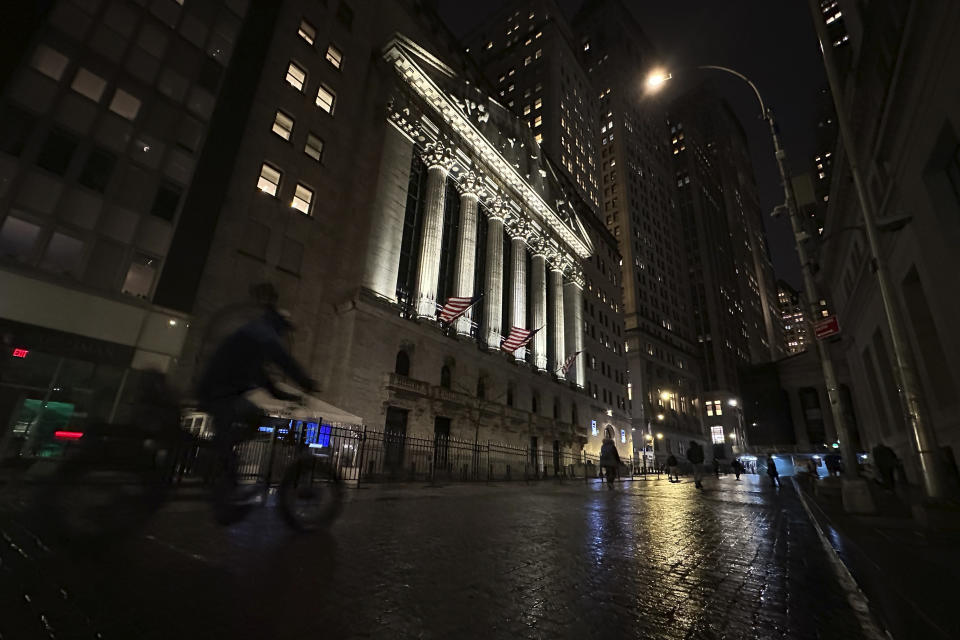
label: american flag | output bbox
[501,326,539,353]
[438,295,481,324]
[559,351,582,375]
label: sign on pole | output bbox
[814,315,841,340]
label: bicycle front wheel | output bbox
[278,453,342,531]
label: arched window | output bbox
[440,365,452,389]
[395,350,410,376]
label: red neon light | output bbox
[12,348,29,358]
[54,430,84,440]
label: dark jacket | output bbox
[666,455,678,467]
[197,311,312,403]
[766,458,779,477]
[599,439,621,466]
[687,442,704,464]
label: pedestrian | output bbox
[731,458,743,480]
[687,440,705,489]
[599,435,621,490]
[872,443,897,490]
[766,454,781,488]
[666,454,678,482]
[712,457,720,478]
[825,454,842,477]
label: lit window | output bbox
[31,44,69,81]
[534,115,542,128]
[325,44,342,69]
[272,110,294,140]
[523,104,531,115]
[534,133,542,144]
[257,163,281,195]
[285,62,306,91]
[534,97,542,109]
[304,133,323,162]
[485,41,493,49]
[298,19,316,45]
[535,48,542,59]
[71,67,107,102]
[291,183,313,214]
[122,253,157,299]
[109,89,141,121]
[316,84,335,113]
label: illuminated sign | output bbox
[591,420,598,436]
[12,348,29,358]
[620,429,626,444]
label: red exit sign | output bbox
[11,348,29,358]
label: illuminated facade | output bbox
[778,281,808,355]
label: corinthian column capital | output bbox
[421,142,455,172]
[567,265,585,288]
[457,171,485,199]
[505,216,529,240]
[529,235,550,257]
[487,196,510,221]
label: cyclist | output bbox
[196,303,314,522]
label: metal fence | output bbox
[163,425,664,487]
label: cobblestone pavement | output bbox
[1,475,874,640]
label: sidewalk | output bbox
[797,477,960,640]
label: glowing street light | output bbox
[656,413,665,421]
[656,433,664,439]
[728,398,738,407]
[645,69,672,92]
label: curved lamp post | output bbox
[646,65,875,512]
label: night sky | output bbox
[438,0,828,289]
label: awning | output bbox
[245,383,363,426]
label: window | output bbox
[151,182,183,221]
[36,128,78,175]
[304,133,323,162]
[257,163,281,195]
[394,351,410,376]
[298,19,316,45]
[0,216,41,261]
[278,236,304,275]
[285,61,306,91]
[40,232,84,275]
[71,68,107,102]
[710,426,724,444]
[336,2,353,29]
[0,104,35,156]
[109,89,141,120]
[534,115,542,128]
[272,110,294,140]
[534,98,542,109]
[316,84,335,113]
[291,183,313,214]
[31,44,69,80]
[325,44,342,69]
[121,253,157,298]
[440,365,451,389]
[535,49,542,58]
[239,218,270,260]
[78,148,117,192]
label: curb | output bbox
[791,477,891,640]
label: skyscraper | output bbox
[778,280,809,355]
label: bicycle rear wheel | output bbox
[278,453,342,531]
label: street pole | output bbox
[700,65,873,498]
[805,0,947,500]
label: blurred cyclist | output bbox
[196,300,314,521]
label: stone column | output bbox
[530,239,548,371]
[413,142,454,319]
[507,219,528,362]
[549,258,565,375]
[361,120,414,301]
[452,172,482,336]
[563,268,585,388]
[482,199,508,350]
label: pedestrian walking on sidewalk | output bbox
[766,454,781,488]
[666,454,679,482]
[687,441,705,489]
[712,457,720,478]
[731,458,743,480]
[600,436,621,490]
[873,443,897,490]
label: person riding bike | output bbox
[196,302,314,521]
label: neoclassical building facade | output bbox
[326,36,630,458]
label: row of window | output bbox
[270,110,324,161]
[257,162,314,216]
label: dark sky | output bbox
[438,0,827,289]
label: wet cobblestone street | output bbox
[1,475,873,640]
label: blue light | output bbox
[257,426,274,433]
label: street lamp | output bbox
[645,65,874,513]
[805,0,948,500]
[656,413,665,421]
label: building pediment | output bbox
[383,34,593,260]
